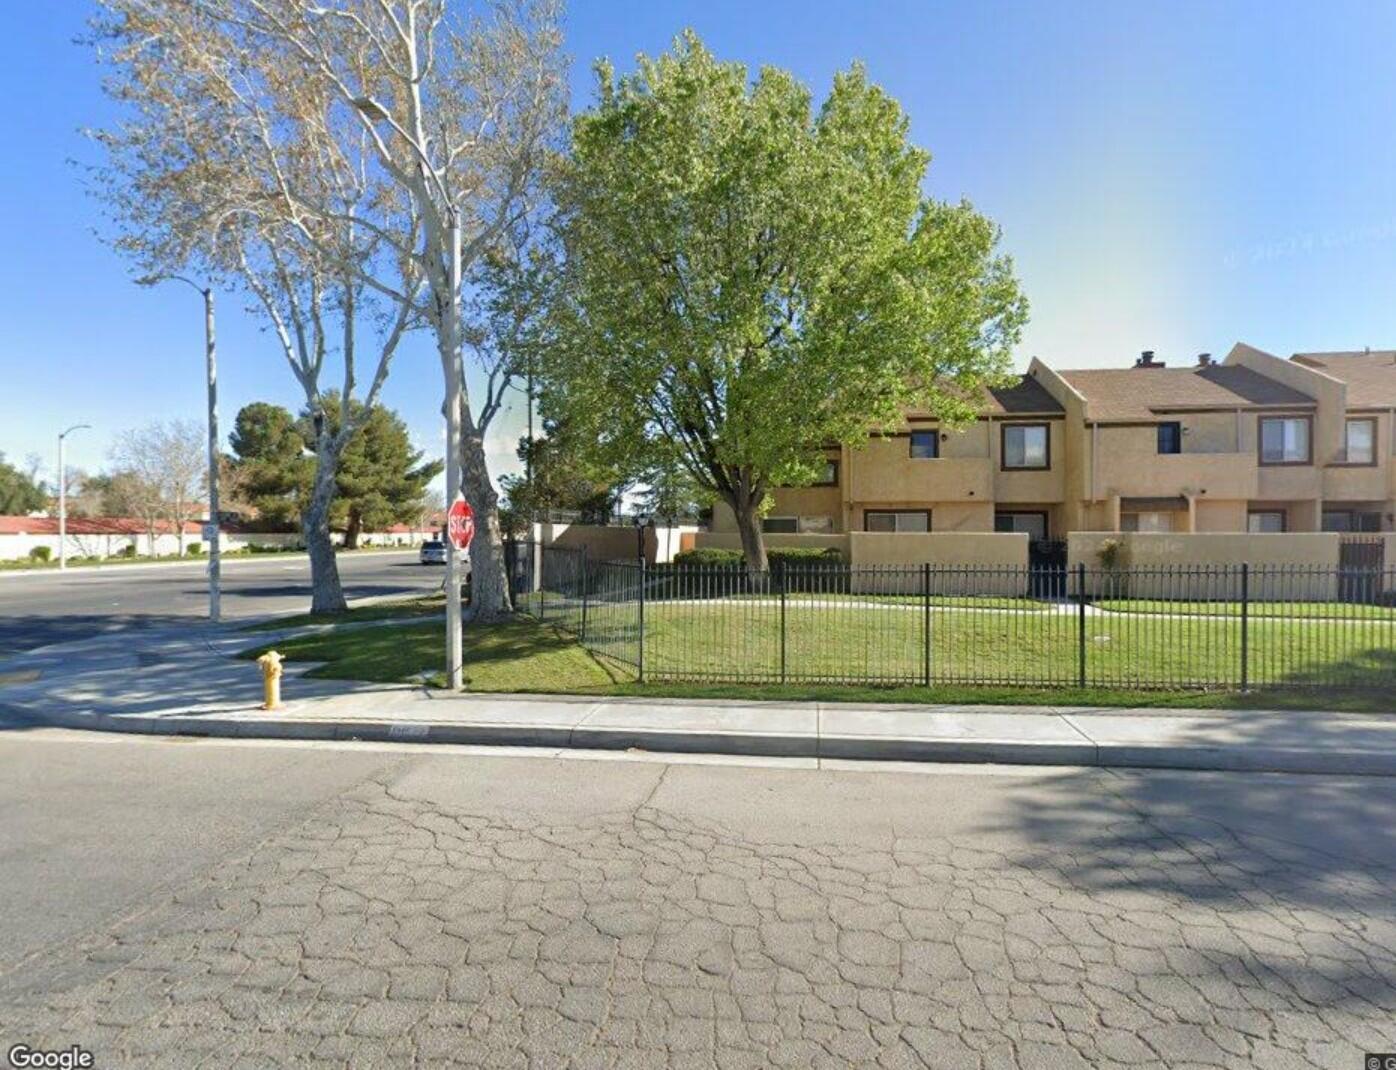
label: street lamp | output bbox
[138,274,221,622]
[57,423,90,570]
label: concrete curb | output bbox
[9,700,1396,775]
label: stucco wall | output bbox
[1067,532,1340,599]
[538,522,699,564]
[763,486,843,527]
[1193,499,1248,532]
[991,419,1067,503]
[1225,343,1341,463]
[692,532,851,557]
[846,433,992,504]
[847,532,1029,595]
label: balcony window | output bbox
[1258,416,1311,465]
[1344,418,1376,464]
[865,510,930,533]
[1001,424,1049,469]
[797,515,834,534]
[1120,512,1173,533]
[909,430,939,459]
[994,511,1047,539]
[1157,422,1182,455]
[1322,510,1382,533]
[1247,510,1286,534]
[761,516,798,534]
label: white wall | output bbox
[0,526,436,562]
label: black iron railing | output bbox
[510,543,1396,692]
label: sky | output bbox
[3,0,1396,490]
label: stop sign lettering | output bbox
[447,498,475,551]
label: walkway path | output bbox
[3,620,1395,775]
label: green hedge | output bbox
[656,545,846,598]
[672,546,843,568]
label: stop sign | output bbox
[446,497,475,552]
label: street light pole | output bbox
[57,423,90,570]
[139,274,221,621]
[201,285,221,622]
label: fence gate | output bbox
[1028,539,1067,598]
[1338,537,1385,603]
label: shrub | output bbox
[28,546,52,563]
[672,547,742,568]
[671,546,843,568]
[658,545,846,598]
[119,544,138,558]
[768,547,843,566]
[187,542,202,556]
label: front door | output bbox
[996,512,1064,598]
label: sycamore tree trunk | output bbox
[461,416,512,621]
[303,443,347,615]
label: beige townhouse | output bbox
[715,341,1396,545]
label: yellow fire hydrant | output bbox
[257,650,285,710]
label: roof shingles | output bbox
[1291,351,1396,408]
[1058,365,1314,421]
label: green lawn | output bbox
[239,616,625,691]
[240,594,446,632]
[543,595,1396,691]
[236,612,1396,713]
[1097,599,1396,620]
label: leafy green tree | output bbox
[229,403,310,529]
[0,452,46,514]
[301,397,443,550]
[547,34,1028,569]
[499,418,622,526]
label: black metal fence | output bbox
[509,542,1396,692]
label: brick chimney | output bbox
[1196,352,1214,367]
[1134,350,1165,369]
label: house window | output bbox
[994,512,1047,540]
[1120,512,1174,533]
[1323,510,1382,533]
[1247,510,1286,533]
[797,515,834,534]
[1258,416,1311,465]
[1344,418,1376,464]
[1157,422,1182,455]
[865,510,931,533]
[909,431,939,459]
[1001,424,1049,469]
[762,517,798,534]
[813,459,839,486]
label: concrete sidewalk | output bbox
[3,622,1396,774]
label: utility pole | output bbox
[57,424,90,570]
[139,275,221,620]
[443,209,464,690]
[201,285,221,622]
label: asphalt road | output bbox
[0,551,444,655]
[1,731,1394,1068]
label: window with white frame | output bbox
[1001,424,1049,469]
[1258,416,1311,465]
[864,510,930,533]
[1344,418,1376,464]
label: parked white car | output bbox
[419,539,447,565]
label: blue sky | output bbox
[3,0,1395,487]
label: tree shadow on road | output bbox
[995,650,1396,914]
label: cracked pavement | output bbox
[2,732,1395,1068]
